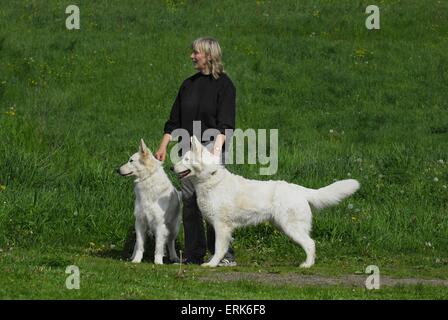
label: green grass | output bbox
[1,247,447,299]
[0,0,447,299]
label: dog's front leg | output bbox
[154,226,168,265]
[131,218,146,263]
[202,223,232,268]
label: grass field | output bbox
[0,0,447,299]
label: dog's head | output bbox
[117,139,160,179]
[173,136,221,181]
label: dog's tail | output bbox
[305,179,360,210]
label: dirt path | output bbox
[200,272,448,288]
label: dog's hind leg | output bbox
[294,230,315,268]
[276,219,315,268]
[167,237,179,263]
[154,225,168,265]
[167,208,181,263]
[202,223,232,268]
[131,218,147,263]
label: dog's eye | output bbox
[129,159,134,163]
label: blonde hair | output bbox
[191,37,224,79]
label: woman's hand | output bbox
[155,133,172,162]
[212,134,226,157]
[155,147,167,162]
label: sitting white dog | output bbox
[173,136,360,268]
[118,139,181,264]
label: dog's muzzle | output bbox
[116,169,133,177]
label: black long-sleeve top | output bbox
[163,72,236,141]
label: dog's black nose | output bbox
[116,169,120,174]
[170,165,174,172]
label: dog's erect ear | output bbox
[190,135,202,154]
[139,139,151,157]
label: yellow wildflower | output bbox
[5,106,16,116]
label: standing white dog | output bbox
[173,136,360,268]
[118,139,181,264]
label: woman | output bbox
[155,37,237,266]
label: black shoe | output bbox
[180,257,203,265]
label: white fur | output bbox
[118,139,181,264]
[173,136,360,268]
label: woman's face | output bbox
[191,49,209,73]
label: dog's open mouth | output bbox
[178,169,191,179]
[120,172,133,177]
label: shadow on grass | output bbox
[94,226,181,264]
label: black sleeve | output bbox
[216,80,236,135]
[163,84,182,134]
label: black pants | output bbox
[183,193,235,261]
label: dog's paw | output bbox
[299,262,313,268]
[201,262,217,268]
[154,255,164,265]
[131,251,143,263]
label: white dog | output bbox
[118,139,181,264]
[173,136,360,268]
